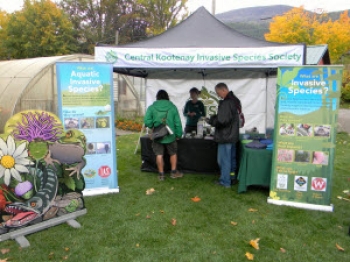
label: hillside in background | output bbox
[215,5,350,40]
[216,5,293,22]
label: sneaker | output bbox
[214,180,231,188]
[230,172,238,185]
[158,172,165,181]
[170,171,183,179]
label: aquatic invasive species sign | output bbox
[56,62,118,195]
[268,66,343,212]
[95,46,304,68]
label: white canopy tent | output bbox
[95,7,306,133]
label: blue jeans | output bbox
[217,143,237,187]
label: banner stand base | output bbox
[0,209,87,248]
[267,198,334,212]
[83,188,120,196]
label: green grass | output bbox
[2,133,350,262]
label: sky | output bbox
[1,0,350,14]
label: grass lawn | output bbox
[1,133,350,262]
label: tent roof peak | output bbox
[102,6,298,49]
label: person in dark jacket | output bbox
[207,83,239,188]
[183,87,206,133]
[144,90,183,181]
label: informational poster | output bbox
[56,62,118,195]
[268,66,343,211]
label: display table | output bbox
[140,136,219,173]
[140,136,273,192]
[237,145,273,193]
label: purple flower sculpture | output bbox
[15,181,34,199]
[12,111,63,142]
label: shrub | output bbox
[115,117,143,132]
[341,70,350,102]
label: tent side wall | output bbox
[145,70,273,133]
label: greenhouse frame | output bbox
[0,54,144,133]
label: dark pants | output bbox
[185,125,197,134]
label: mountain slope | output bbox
[216,5,293,23]
[215,5,350,40]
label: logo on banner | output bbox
[98,165,112,178]
[105,50,118,63]
[83,169,97,178]
[311,177,327,191]
[199,86,219,115]
[277,174,288,189]
[294,176,308,191]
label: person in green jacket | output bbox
[183,87,206,134]
[144,90,184,181]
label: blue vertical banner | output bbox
[56,62,118,195]
[268,66,343,211]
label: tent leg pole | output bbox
[265,75,268,133]
[134,124,145,154]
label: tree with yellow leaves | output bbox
[265,7,350,63]
[4,0,77,59]
[313,11,350,62]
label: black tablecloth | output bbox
[140,136,219,173]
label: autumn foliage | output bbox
[341,67,350,102]
[115,118,142,132]
[265,7,350,63]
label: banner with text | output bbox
[268,66,343,212]
[56,62,118,196]
[95,46,304,68]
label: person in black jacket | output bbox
[183,87,206,133]
[207,83,240,188]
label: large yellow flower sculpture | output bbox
[0,135,32,185]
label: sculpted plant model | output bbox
[0,110,86,234]
[0,136,33,186]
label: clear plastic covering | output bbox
[0,55,95,133]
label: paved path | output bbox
[338,109,350,133]
[115,128,137,136]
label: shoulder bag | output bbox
[151,111,171,141]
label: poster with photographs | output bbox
[56,62,118,195]
[268,66,343,211]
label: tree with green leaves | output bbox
[0,10,10,59]
[59,0,150,54]
[59,0,188,54]
[136,0,188,36]
[3,0,77,59]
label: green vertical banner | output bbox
[268,66,343,212]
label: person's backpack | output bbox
[237,106,245,128]
[232,93,245,128]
